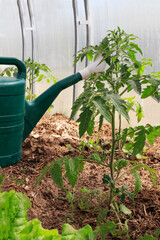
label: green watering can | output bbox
[0,57,106,167]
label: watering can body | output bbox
[0,58,26,167]
[0,57,106,167]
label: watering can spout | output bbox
[23,72,82,140]
[23,55,106,140]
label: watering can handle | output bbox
[0,57,26,79]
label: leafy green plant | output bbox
[0,58,57,101]
[35,156,85,220]
[36,28,160,239]
[0,186,95,240]
[69,27,160,238]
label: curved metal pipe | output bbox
[27,0,36,94]
[17,0,25,61]
[72,0,78,107]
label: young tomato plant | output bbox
[69,27,160,238]
[0,58,57,101]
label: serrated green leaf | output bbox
[120,204,132,215]
[122,128,128,147]
[50,163,63,189]
[128,80,141,94]
[65,157,79,188]
[137,64,145,75]
[93,96,112,123]
[108,94,129,121]
[70,96,84,121]
[100,221,116,240]
[135,102,144,122]
[77,107,93,137]
[96,81,105,89]
[34,165,49,188]
[130,42,143,55]
[114,159,128,171]
[120,193,125,202]
[132,127,146,156]
[141,85,156,98]
[147,125,160,145]
[97,207,109,223]
[87,118,95,136]
[87,50,94,61]
[102,174,114,188]
[89,153,102,163]
[132,170,141,196]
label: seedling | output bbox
[0,58,57,101]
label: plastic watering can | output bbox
[0,57,106,167]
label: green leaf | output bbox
[122,128,128,147]
[6,70,11,77]
[147,125,160,145]
[62,224,93,239]
[114,159,128,171]
[93,96,112,123]
[109,94,129,121]
[125,191,134,200]
[97,207,109,223]
[132,127,146,156]
[102,174,114,188]
[138,235,155,240]
[98,115,104,131]
[99,221,116,240]
[50,163,63,189]
[0,174,4,192]
[132,170,141,196]
[130,42,143,55]
[70,96,84,121]
[137,64,145,75]
[120,204,132,215]
[65,157,79,188]
[141,85,156,98]
[155,229,160,238]
[88,153,102,163]
[87,50,94,61]
[96,81,105,89]
[128,80,141,94]
[135,102,144,122]
[77,107,93,137]
[34,165,49,188]
[87,118,95,136]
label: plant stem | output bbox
[120,86,129,96]
[110,105,116,203]
[118,114,121,149]
[111,106,116,181]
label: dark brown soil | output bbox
[1,113,160,239]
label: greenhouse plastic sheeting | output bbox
[0,0,159,125]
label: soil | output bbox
[1,113,160,239]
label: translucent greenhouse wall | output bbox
[0,0,159,127]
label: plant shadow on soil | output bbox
[1,114,160,239]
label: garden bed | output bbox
[1,113,160,239]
